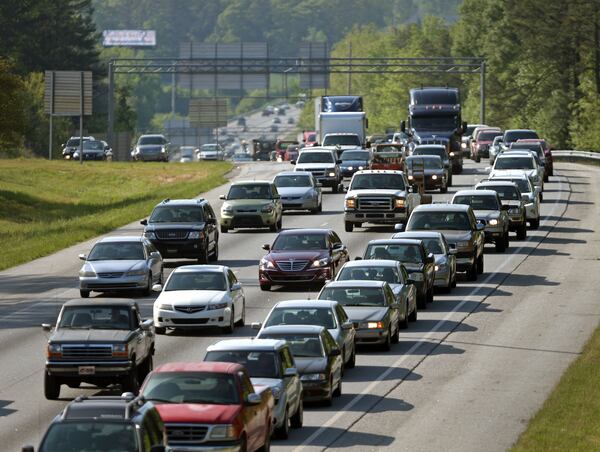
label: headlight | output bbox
[461,142,467,149]
[126,269,147,276]
[311,258,329,268]
[435,264,447,272]
[271,386,282,401]
[488,219,498,226]
[449,152,455,157]
[328,172,336,177]
[434,265,439,272]
[367,321,384,329]
[143,231,156,239]
[409,272,423,281]
[79,269,96,277]
[303,190,314,199]
[208,302,228,310]
[358,166,364,170]
[158,304,173,311]
[431,174,438,180]
[259,258,275,270]
[408,175,414,180]
[347,166,353,171]
[261,204,274,213]
[112,343,128,357]
[456,241,470,248]
[210,424,237,440]
[301,373,326,381]
[345,198,356,209]
[395,198,405,208]
[160,146,166,153]
[222,205,233,214]
[47,344,62,358]
[188,231,204,240]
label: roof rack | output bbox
[61,394,146,420]
[161,198,170,204]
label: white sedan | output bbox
[153,265,245,334]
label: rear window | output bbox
[478,131,502,141]
[407,211,472,231]
[363,243,423,264]
[494,156,534,170]
[297,152,334,164]
[504,130,539,143]
[40,422,138,452]
[477,185,520,200]
[453,195,500,210]
[318,287,386,306]
[350,173,405,190]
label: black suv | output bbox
[23,394,168,452]
[141,198,219,263]
[43,300,155,399]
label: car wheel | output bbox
[44,373,60,400]
[517,222,527,240]
[220,225,228,233]
[139,354,153,382]
[408,305,417,322]
[440,185,447,193]
[475,154,481,163]
[427,287,434,303]
[155,326,166,335]
[80,290,90,298]
[317,202,323,213]
[400,305,409,330]
[290,400,303,428]
[209,242,219,262]
[333,378,342,397]
[277,217,283,230]
[223,307,234,334]
[495,235,506,252]
[448,174,453,186]
[530,217,540,230]
[236,301,246,326]
[451,271,457,288]
[504,231,510,249]
[274,407,290,439]
[346,343,356,368]
[417,292,427,310]
[467,261,478,281]
[260,283,271,291]
[198,245,209,264]
[324,379,333,406]
[122,363,139,393]
[258,425,271,452]
[382,327,392,351]
[143,273,152,296]
[477,254,484,274]
[344,221,353,232]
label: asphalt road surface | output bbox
[1,159,599,452]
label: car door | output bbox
[335,303,354,355]
[322,331,342,385]
[441,236,456,277]
[203,204,218,254]
[238,370,262,450]
[329,231,347,273]
[130,306,148,363]
[311,175,322,204]
[420,244,435,291]
[271,184,282,219]
[384,284,401,326]
[280,346,301,413]
[144,241,161,283]
[404,174,419,210]
[227,269,243,320]
[468,209,484,256]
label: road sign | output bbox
[188,99,228,128]
[102,30,156,47]
[44,71,92,116]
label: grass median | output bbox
[511,322,600,451]
[0,159,232,271]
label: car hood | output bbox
[295,357,328,374]
[156,290,227,305]
[147,223,206,231]
[50,328,130,343]
[433,230,472,244]
[155,403,241,424]
[277,187,314,197]
[491,169,536,179]
[295,163,336,169]
[473,210,500,220]
[413,131,453,141]
[502,200,522,207]
[137,145,163,152]
[250,377,283,391]
[410,168,444,176]
[346,189,407,198]
[82,260,146,273]
[343,306,388,322]
[224,199,272,208]
[267,250,328,261]
[402,262,425,272]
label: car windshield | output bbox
[180,148,195,158]
[40,422,138,452]
[265,307,336,329]
[504,130,539,143]
[66,138,89,147]
[492,136,503,145]
[495,157,534,170]
[478,185,520,200]
[374,145,402,154]
[272,233,326,250]
[202,145,218,152]
[87,242,144,261]
[493,178,531,193]
[340,151,370,161]
[259,334,324,358]
[322,135,361,146]
[149,206,204,223]
[58,306,131,330]
[165,272,226,291]
[319,287,386,307]
[205,351,279,379]
[453,195,499,210]
[364,244,423,264]
[142,372,239,404]
[478,131,502,141]
[274,175,311,188]
[350,173,405,190]
[511,144,544,158]
[413,147,446,159]
[337,266,400,284]
[297,152,334,164]
[406,157,442,170]
[227,184,272,199]
[83,141,104,151]
[411,115,459,131]
[407,211,472,231]
[138,136,165,145]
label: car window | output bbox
[143,371,241,404]
[420,237,444,254]
[330,231,342,245]
[259,333,324,358]
[205,351,279,379]
[453,195,499,210]
[297,152,334,164]
[58,306,132,330]
[274,175,312,188]
[338,265,399,284]
[477,185,520,200]
[227,184,272,200]
[165,271,227,291]
[384,285,395,305]
[322,331,337,354]
[149,206,204,223]
[364,244,423,263]
[272,233,327,250]
[350,173,406,190]
[335,305,348,323]
[87,242,145,261]
[281,347,295,369]
[319,287,386,307]
[40,422,139,452]
[407,211,471,231]
[265,307,337,329]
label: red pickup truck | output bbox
[140,362,274,452]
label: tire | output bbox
[324,379,333,406]
[143,273,152,296]
[504,231,510,249]
[477,254,484,274]
[475,154,481,163]
[467,261,478,281]
[344,221,353,232]
[198,245,209,264]
[382,328,392,351]
[260,284,271,292]
[223,307,234,334]
[451,272,457,288]
[274,407,290,439]
[155,326,166,335]
[333,378,342,397]
[544,173,549,182]
[346,344,356,368]
[530,217,540,230]
[259,426,271,452]
[269,222,278,232]
[139,354,153,383]
[495,236,506,252]
[408,305,417,322]
[209,241,219,262]
[277,217,282,230]
[332,184,339,194]
[317,202,323,213]
[220,225,228,233]
[44,373,60,400]
[448,174,453,186]
[80,290,90,298]
[427,287,434,303]
[399,304,409,329]
[417,292,427,310]
[236,301,246,326]
[440,185,447,193]
[122,362,139,393]
[290,400,303,428]
[517,222,527,240]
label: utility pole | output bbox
[347,41,352,95]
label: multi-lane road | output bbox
[1,159,599,452]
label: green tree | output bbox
[0,59,26,152]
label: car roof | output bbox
[153,198,206,207]
[96,236,144,243]
[153,362,243,374]
[275,228,330,236]
[272,299,338,308]
[412,204,470,212]
[505,129,536,133]
[414,144,445,149]
[299,148,334,153]
[454,189,498,197]
[406,155,442,160]
[206,339,286,352]
[274,171,312,177]
[353,169,403,175]
[324,280,387,288]
[231,180,272,186]
[366,238,422,246]
[341,259,399,268]
[60,395,149,421]
[259,325,325,335]
[490,171,529,179]
[477,180,519,187]
[392,231,443,239]
[139,134,165,138]
[62,299,137,308]
[172,265,227,273]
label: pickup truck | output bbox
[141,362,274,452]
[43,300,155,400]
[344,169,421,232]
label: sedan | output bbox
[339,149,372,178]
[273,171,322,213]
[252,299,356,369]
[152,265,245,334]
[257,325,343,405]
[78,236,163,298]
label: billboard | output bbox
[102,30,156,47]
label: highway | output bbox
[1,159,599,452]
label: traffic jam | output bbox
[33,91,554,452]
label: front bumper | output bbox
[433,267,450,287]
[150,239,207,259]
[259,267,331,285]
[524,202,539,220]
[221,212,277,229]
[168,441,242,452]
[155,306,232,329]
[46,360,132,377]
[314,176,338,187]
[135,153,168,161]
[354,327,388,345]
[344,209,407,225]
[79,274,148,292]
[281,197,319,211]
[301,379,332,401]
[340,167,363,178]
[483,226,503,243]
[454,249,475,271]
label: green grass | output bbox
[0,159,232,271]
[511,323,600,451]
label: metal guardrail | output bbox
[553,150,600,162]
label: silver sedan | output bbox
[273,171,322,213]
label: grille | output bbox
[358,197,393,211]
[276,260,309,271]
[236,208,258,213]
[421,138,448,147]
[283,196,301,200]
[232,216,262,227]
[166,424,208,443]
[61,345,112,358]
[86,283,138,289]
[156,230,188,240]
[171,318,209,325]
[269,274,315,282]
[174,305,206,314]
[97,272,124,279]
[307,168,326,177]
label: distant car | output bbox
[462,124,486,155]
[335,259,417,323]
[501,129,540,149]
[293,148,342,192]
[232,152,252,162]
[517,138,553,176]
[252,299,356,369]
[405,155,448,193]
[452,190,510,252]
[471,128,502,162]
[219,180,283,233]
[302,131,318,146]
[284,144,300,161]
[272,117,281,124]
[318,280,402,350]
[476,179,530,236]
[152,265,245,334]
[270,124,279,132]
[488,135,505,164]
[204,339,303,438]
[259,228,349,291]
[177,146,198,162]
[412,144,452,185]
[132,134,169,162]
[78,236,163,298]
[287,117,295,124]
[141,362,274,452]
[256,325,343,405]
[61,135,95,159]
[273,171,322,213]
[490,152,544,195]
[72,139,110,161]
[487,172,541,229]
[198,143,224,160]
[339,149,372,178]
[392,231,457,291]
[371,144,405,171]
[510,142,549,181]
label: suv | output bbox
[42,300,155,399]
[344,170,421,232]
[292,148,342,192]
[475,180,528,239]
[141,198,219,263]
[452,190,510,252]
[198,143,225,161]
[132,134,169,162]
[401,204,485,281]
[219,181,283,233]
[23,394,168,452]
[61,136,95,159]
[486,172,541,229]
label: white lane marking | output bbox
[293,174,567,451]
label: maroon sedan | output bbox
[259,228,350,291]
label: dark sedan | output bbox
[259,228,350,291]
[339,149,372,178]
[405,155,448,193]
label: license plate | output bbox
[167,249,177,254]
[78,366,95,375]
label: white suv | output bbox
[293,148,342,193]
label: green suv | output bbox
[219,181,283,233]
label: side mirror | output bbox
[476,223,485,231]
[21,446,34,452]
[78,253,86,261]
[485,166,491,173]
[231,282,242,291]
[332,243,344,250]
[140,319,154,331]
[341,321,353,330]
[246,393,261,405]
[448,248,458,255]
[140,219,148,226]
[290,160,296,165]
[336,160,342,164]
[41,323,52,332]
[501,204,510,211]
[411,184,419,192]
[251,322,262,330]
[316,183,323,188]
[394,223,405,232]
[152,284,163,292]
[284,367,298,377]
[426,253,435,264]
[521,194,530,203]
[329,348,341,357]
[219,194,227,200]
[150,251,161,259]
[262,244,271,251]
